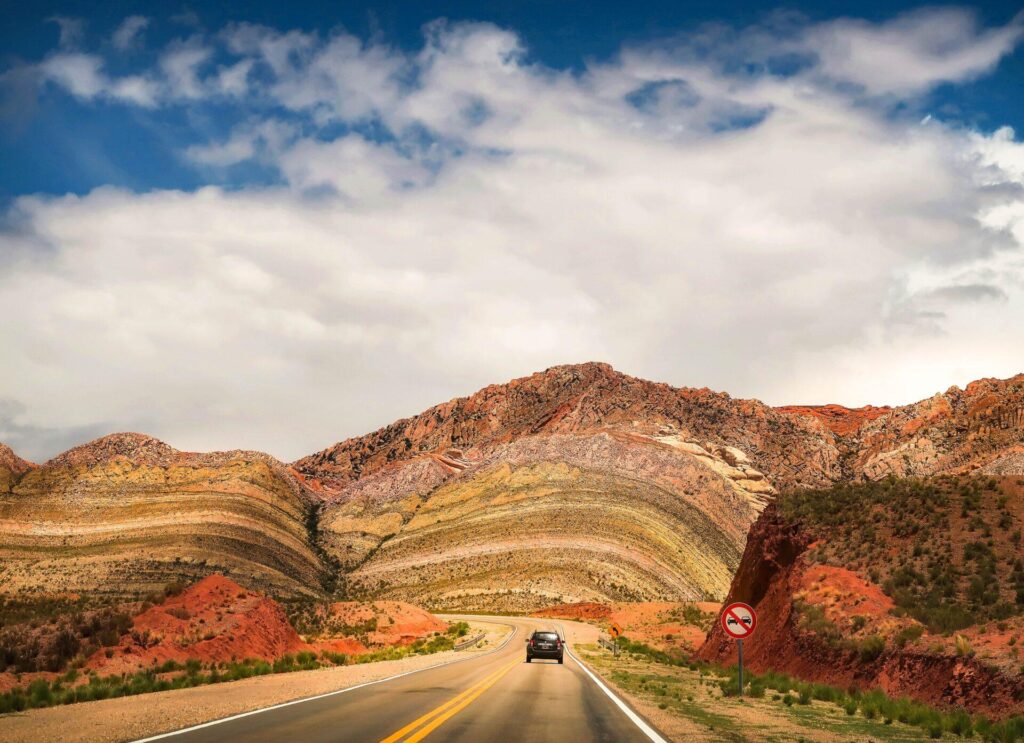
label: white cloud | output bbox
[278,135,431,197]
[185,119,296,167]
[3,11,1024,462]
[40,53,160,107]
[112,15,149,51]
[40,53,106,98]
[159,38,213,98]
[805,7,1024,95]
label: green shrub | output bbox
[858,635,886,662]
[894,624,924,648]
[163,582,186,598]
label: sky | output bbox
[1,1,1024,463]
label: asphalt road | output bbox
[141,616,663,743]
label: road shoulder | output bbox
[0,620,511,743]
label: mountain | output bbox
[0,444,33,491]
[1,363,1022,610]
[297,362,820,610]
[0,433,326,601]
[296,364,1024,610]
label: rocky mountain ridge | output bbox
[2,363,1022,608]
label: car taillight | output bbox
[530,639,536,646]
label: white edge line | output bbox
[130,619,518,743]
[556,622,670,743]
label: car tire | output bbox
[558,656,564,664]
[526,656,531,663]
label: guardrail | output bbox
[598,637,620,657]
[454,632,486,650]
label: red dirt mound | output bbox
[86,575,307,675]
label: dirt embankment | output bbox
[697,504,1024,719]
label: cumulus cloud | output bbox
[2,9,1024,461]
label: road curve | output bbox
[135,615,663,743]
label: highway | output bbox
[137,616,665,743]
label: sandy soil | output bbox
[0,620,511,743]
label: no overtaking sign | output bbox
[721,602,756,639]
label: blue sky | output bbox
[1,2,1023,461]
[2,1,1023,202]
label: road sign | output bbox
[721,602,756,639]
[720,602,756,697]
[608,622,623,638]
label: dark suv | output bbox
[526,631,564,663]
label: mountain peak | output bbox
[0,443,34,473]
[45,432,179,469]
[292,361,786,490]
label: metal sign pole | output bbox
[737,639,744,698]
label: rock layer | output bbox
[0,434,325,600]
[333,431,771,610]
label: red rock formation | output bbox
[0,443,34,474]
[0,443,34,492]
[697,505,1024,718]
[2,363,1023,612]
[775,404,892,436]
[322,601,447,646]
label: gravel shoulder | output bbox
[0,620,512,743]
[560,619,934,743]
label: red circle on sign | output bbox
[721,602,757,639]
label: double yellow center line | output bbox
[378,658,521,743]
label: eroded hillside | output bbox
[699,475,1024,718]
[0,434,326,600]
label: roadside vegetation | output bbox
[586,638,1024,741]
[0,604,134,674]
[0,621,473,714]
[778,475,1024,632]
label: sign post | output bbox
[720,602,757,697]
[608,622,623,657]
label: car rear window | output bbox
[535,632,559,640]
